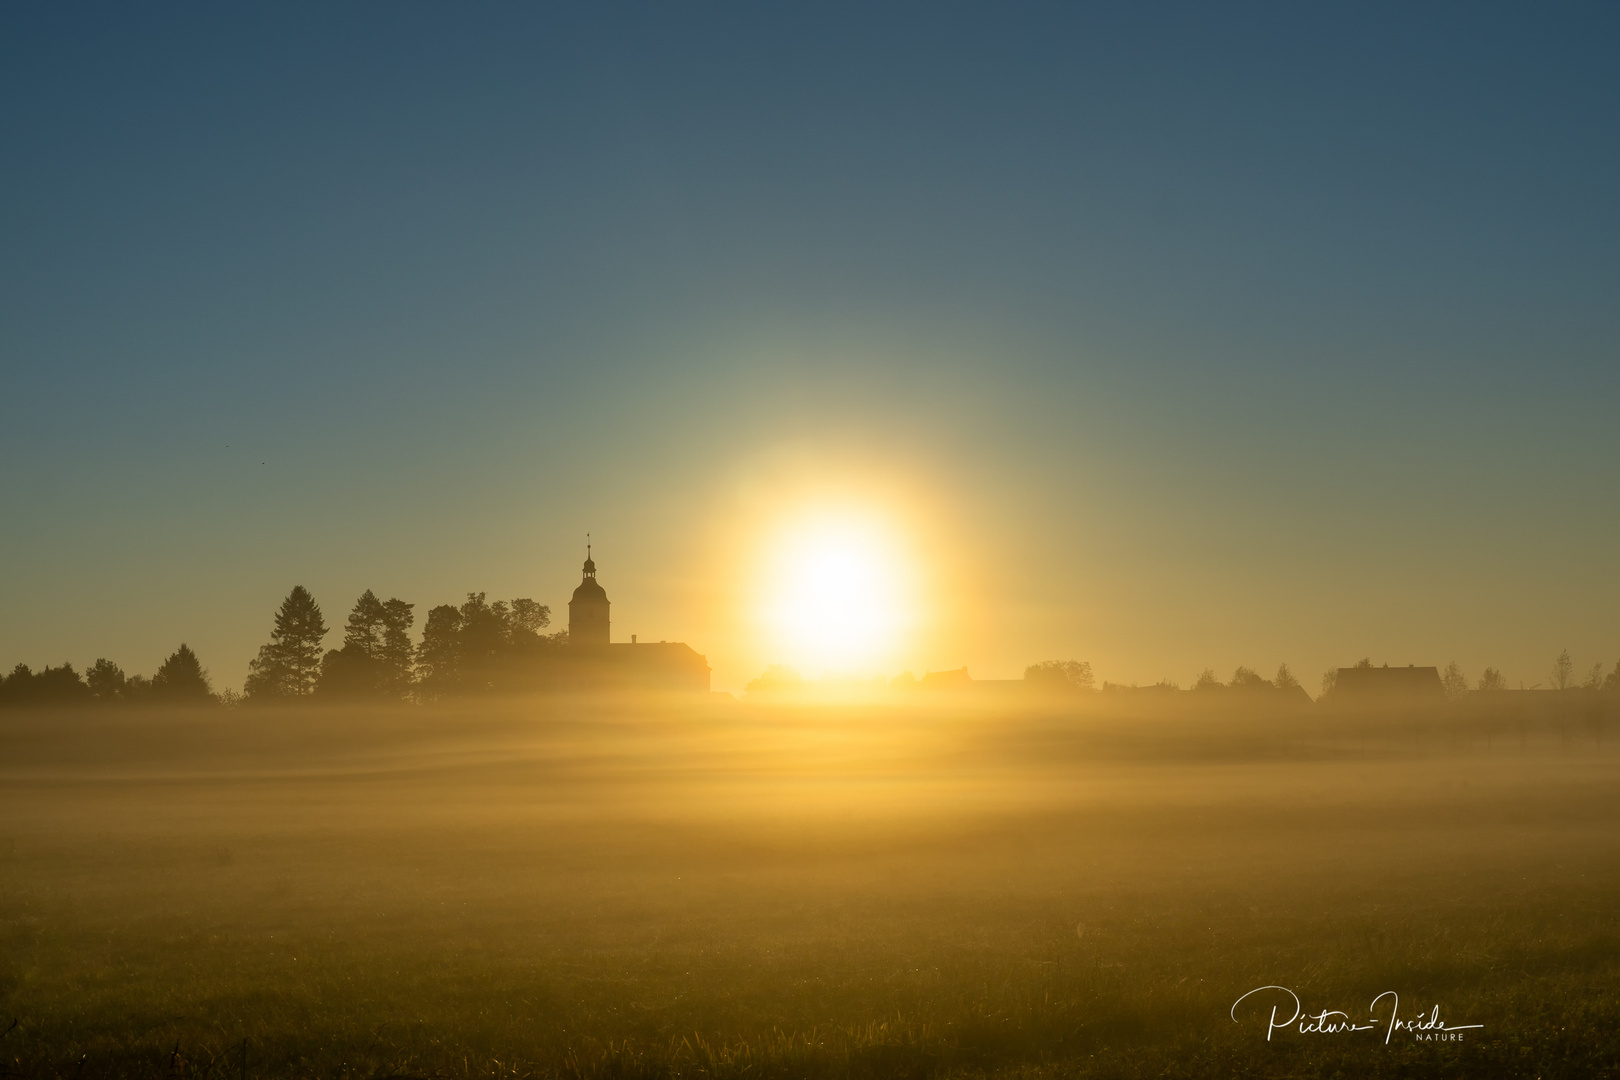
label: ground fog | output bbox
[2,696,1617,1078]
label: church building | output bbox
[562,548,710,692]
[568,552,611,647]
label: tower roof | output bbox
[571,550,608,605]
[571,577,608,604]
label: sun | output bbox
[758,512,914,672]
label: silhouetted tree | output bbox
[1023,660,1095,692]
[86,658,127,701]
[509,598,549,635]
[0,662,90,707]
[0,664,27,703]
[244,586,328,700]
[746,665,804,694]
[41,663,89,702]
[1550,649,1574,691]
[346,590,389,650]
[1229,666,1272,691]
[317,590,416,699]
[414,604,464,700]
[457,593,509,690]
[411,593,554,698]
[1274,664,1300,692]
[151,644,215,703]
[460,593,555,693]
[1319,668,1338,698]
[1581,662,1606,690]
[1604,663,1620,691]
[1477,667,1508,692]
[1194,668,1222,691]
[316,644,375,697]
[378,598,416,696]
[1441,661,1469,701]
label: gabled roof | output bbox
[1335,664,1443,698]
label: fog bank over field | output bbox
[4,695,1619,1078]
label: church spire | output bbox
[570,533,610,647]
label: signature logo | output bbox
[1231,986,1484,1043]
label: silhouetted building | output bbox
[1333,664,1444,700]
[568,551,610,648]
[562,550,709,693]
[919,667,973,690]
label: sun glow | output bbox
[759,512,915,672]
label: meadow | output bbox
[2,694,1618,1079]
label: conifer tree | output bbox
[244,586,328,699]
[315,590,416,699]
[378,598,416,696]
[344,590,389,655]
[152,644,215,702]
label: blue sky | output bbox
[3,4,1617,690]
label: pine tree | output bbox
[378,598,416,697]
[315,589,387,697]
[315,590,417,699]
[152,644,215,703]
[244,586,328,699]
[345,590,388,655]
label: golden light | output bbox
[757,510,916,673]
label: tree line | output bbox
[1042,656,1620,700]
[0,585,567,708]
[0,645,214,707]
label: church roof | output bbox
[571,552,608,605]
[571,578,608,604]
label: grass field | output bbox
[2,696,1618,1078]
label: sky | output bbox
[2,3,1617,693]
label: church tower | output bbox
[568,544,610,648]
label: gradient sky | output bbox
[3,4,1617,692]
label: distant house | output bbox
[562,551,710,693]
[1332,664,1444,700]
[918,667,973,690]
